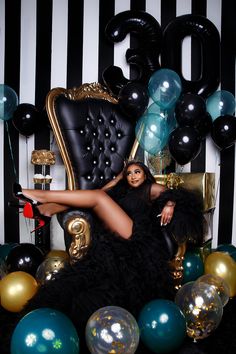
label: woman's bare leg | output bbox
[22,189,133,239]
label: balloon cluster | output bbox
[0,84,49,136]
[0,243,68,312]
[102,10,236,166]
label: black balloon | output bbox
[194,112,213,139]
[6,243,44,276]
[103,10,162,96]
[118,82,149,121]
[175,93,206,126]
[168,126,202,165]
[162,14,220,98]
[211,115,236,150]
[12,103,44,136]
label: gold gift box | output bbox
[154,173,215,212]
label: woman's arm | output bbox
[101,171,123,191]
[150,183,176,226]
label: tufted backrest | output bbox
[46,83,135,190]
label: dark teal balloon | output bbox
[11,308,80,354]
[135,113,170,155]
[138,299,186,353]
[230,251,236,262]
[206,90,235,121]
[216,244,236,254]
[182,251,204,284]
[148,69,182,110]
[0,243,18,261]
[0,84,18,120]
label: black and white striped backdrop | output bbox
[0,0,235,250]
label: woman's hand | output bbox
[160,202,175,226]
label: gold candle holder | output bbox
[31,150,56,184]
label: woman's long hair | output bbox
[122,160,156,184]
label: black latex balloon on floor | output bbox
[211,115,236,150]
[168,126,202,165]
[12,103,45,137]
[6,243,44,276]
[118,82,149,121]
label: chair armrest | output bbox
[57,209,93,263]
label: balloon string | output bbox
[5,121,18,181]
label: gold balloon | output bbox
[46,249,70,261]
[36,256,68,284]
[0,271,38,312]
[204,252,236,297]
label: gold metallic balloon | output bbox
[0,271,38,312]
[46,249,70,261]
[204,252,236,297]
[195,273,230,306]
[35,256,68,284]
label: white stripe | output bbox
[114,0,131,79]
[206,0,222,247]
[51,0,68,88]
[145,0,161,24]
[19,0,37,243]
[82,0,100,83]
[0,0,5,244]
[50,0,69,249]
[175,0,192,173]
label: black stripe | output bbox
[161,0,176,173]
[130,0,146,80]
[98,0,115,84]
[217,0,236,245]
[4,0,21,244]
[190,0,207,172]
[34,0,53,246]
[67,0,84,88]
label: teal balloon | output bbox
[11,308,80,354]
[230,251,236,262]
[206,90,235,121]
[148,69,182,110]
[216,243,236,254]
[182,251,204,284]
[0,243,18,261]
[148,102,177,133]
[0,84,18,121]
[135,113,170,155]
[138,299,186,353]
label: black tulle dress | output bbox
[0,181,204,353]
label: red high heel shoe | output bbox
[12,182,50,233]
[23,202,51,233]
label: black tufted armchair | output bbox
[46,82,201,289]
[46,83,135,259]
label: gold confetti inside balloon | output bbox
[35,256,68,284]
[195,273,230,306]
[85,306,140,353]
[175,281,223,341]
[46,249,70,261]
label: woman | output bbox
[14,161,176,236]
[12,161,203,352]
